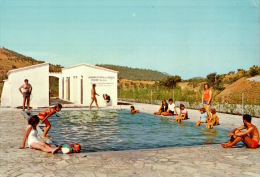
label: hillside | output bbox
[97,64,169,81]
[215,77,260,105]
[0,47,62,98]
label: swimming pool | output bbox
[44,110,229,152]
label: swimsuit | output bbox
[200,113,207,123]
[203,90,210,105]
[180,109,188,119]
[38,107,56,126]
[28,128,40,147]
[160,103,168,112]
[23,91,31,98]
[251,140,259,148]
[168,103,176,115]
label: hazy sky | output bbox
[0,0,259,79]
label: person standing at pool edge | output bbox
[38,104,62,139]
[89,84,100,109]
[19,79,32,111]
[202,83,212,119]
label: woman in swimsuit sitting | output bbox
[19,79,32,111]
[19,115,60,154]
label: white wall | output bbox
[60,65,118,107]
[1,63,49,108]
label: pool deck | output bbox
[1,104,260,177]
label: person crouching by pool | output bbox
[38,104,62,139]
[154,100,168,115]
[19,79,32,111]
[196,108,208,126]
[130,106,140,114]
[206,108,220,129]
[221,114,259,149]
[19,115,61,154]
[176,104,188,123]
[162,98,178,116]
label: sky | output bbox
[0,0,260,79]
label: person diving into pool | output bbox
[38,104,62,139]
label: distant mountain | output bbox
[97,64,169,81]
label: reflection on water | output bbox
[45,110,229,152]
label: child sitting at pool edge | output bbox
[176,104,188,123]
[206,108,220,129]
[19,115,61,154]
[196,108,208,126]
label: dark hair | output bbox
[169,98,173,102]
[28,115,39,128]
[200,108,206,112]
[130,106,135,109]
[180,104,185,108]
[211,108,216,114]
[92,84,96,87]
[243,114,251,123]
[56,104,62,109]
[24,79,28,82]
[204,83,210,90]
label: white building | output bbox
[1,63,49,108]
[56,64,118,107]
[1,63,118,108]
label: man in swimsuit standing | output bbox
[221,114,259,148]
[89,84,99,109]
[19,79,32,111]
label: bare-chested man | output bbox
[89,84,99,109]
[19,79,32,111]
[221,114,259,148]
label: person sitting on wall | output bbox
[19,79,32,111]
[89,84,99,109]
[38,104,62,139]
[154,100,168,115]
[130,105,140,114]
[103,94,111,105]
[221,114,259,148]
[162,98,178,116]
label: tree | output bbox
[159,76,182,88]
[206,73,216,86]
[249,65,259,77]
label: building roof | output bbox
[62,63,119,73]
[7,63,49,76]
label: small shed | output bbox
[1,63,49,108]
[56,64,118,107]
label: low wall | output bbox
[119,98,260,117]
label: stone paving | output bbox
[1,108,260,177]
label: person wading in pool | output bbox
[19,79,32,111]
[221,114,259,148]
[38,104,62,139]
[202,83,212,119]
[89,84,100,109]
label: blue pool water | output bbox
[43,110,229,152]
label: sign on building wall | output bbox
[88,76,116,86]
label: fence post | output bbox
[172,85,175,100]
[151,89,153,104]
[242,92,244,115]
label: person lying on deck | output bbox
[221,114,259,149]
[162,98,178,116]
[130,106,140,114]
[38,104,62,139]
[154,100,168,115]
[19,115,61,154]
